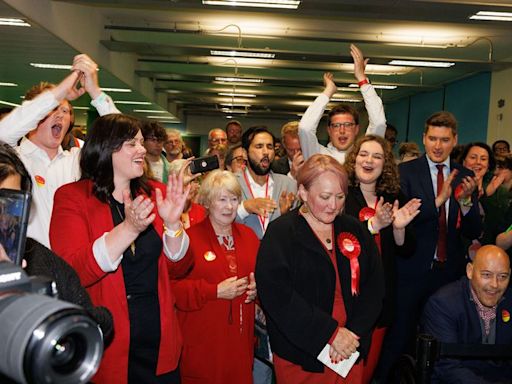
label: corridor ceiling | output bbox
[2,0,512,123]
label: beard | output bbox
[248,155,271,176]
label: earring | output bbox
[299,204,309,214]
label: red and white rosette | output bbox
[337,232,361,296]
[358,207,375,222]
[454,184,464,200]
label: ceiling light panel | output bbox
[388,60,455,68]
[30,63,73,70]
[203,0,301,10]
[218,92,257,98]
[0,18,30,27]
[0,82,17,87]
[114,101,152,105]
[470,11,512,21]
[215,77,264,83]
[210,50,275,59]
[100,88,132,93]
[348,84,398,90]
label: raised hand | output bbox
[217,276,249,300]
[330,327,360,363]
[371,196,394,231]
[323,72,337,98]
[51,70,85,102]
[245,272,257,303]
[279,190,295,215]
[392,198,422,230]
[350,44,369,82]
[72,54,101,99]
[155,163,191,229]
[243,197,277,217]
[486,174,505,197]
[123,190,156,234]
[457,175,478,201]
[290,150,305,179]
[436,169,458,208]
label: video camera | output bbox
[0,261,104,384]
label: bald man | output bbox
[422,245,512,383]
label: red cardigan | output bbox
[172,218,259,384]
[50,179,193,383]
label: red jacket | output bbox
[172,218,259,384]
[50,179,192,383]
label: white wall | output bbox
[487,66,512,146]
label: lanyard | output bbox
[243,170,270,231]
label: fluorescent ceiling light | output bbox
[72,106,90,110]
[348,84,397,90]
[133,109,167,113]
[470,11,512,21]
[30,63,73,70]
[221,103,251,107]
[203,0,300,9]
[0,82,17,87]
[0,18,30,27]
[215,77,263,83]
[100,87,132,93]
[114,101,152,105]
[331,98,362,103]
[211,50,275,59]
[226,115,233,119]
[388,60,455,68]
[0,100,20,107]
[218,92,256,98]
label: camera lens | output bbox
[50,333,86,375]
[0,293,103,384]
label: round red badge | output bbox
[502,309,510,323]
[358,207,375,222]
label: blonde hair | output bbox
[281,121,299,138]
[197,170,241,208]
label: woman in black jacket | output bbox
[344,135,420,383]
[256,154,385,384]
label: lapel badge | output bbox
[502,309,510,323]
[204,251,216,262]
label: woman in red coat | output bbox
[172,170,260,384]
[50,114,193,384]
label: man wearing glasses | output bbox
[298,44,386,164]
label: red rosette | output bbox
[337,232,361,296]
[359,207,375,222]
[454,184,464,201]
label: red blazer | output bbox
[50,179,192,384]
[172,218,259,384]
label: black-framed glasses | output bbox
[329,122,356,130]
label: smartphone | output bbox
[0,189,31,265]
[189,155,220,174]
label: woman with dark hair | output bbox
[0,141,113,340]
[343,135,420,384]
[49,114,193,384]
[256,154,385,384]
[460,142,495,197]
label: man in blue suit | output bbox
[375,111,482,382]
[422,245,512,383]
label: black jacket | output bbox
[255,209,384,372]
[345,186,416,326]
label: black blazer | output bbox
[345,186,416,326]
[255,209,384,372]
[271,156,290,175]
[398,155,482,281]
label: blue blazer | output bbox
[422,277,512,383]
[398,155,482,280]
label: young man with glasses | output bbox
[298,44,386,164]
[141,120,170,183]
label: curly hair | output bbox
[344,135,400,195]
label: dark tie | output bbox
[436,164,447,263]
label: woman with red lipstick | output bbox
[344,135,420,384]
[172,170,259,384]
[256,154,384,384]
[50,114,193,384]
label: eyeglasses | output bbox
[211,138,227,144]
[329,122,356,130]
[232,156,248,164]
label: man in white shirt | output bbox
[0,54,120,247]
[299,44,386,164]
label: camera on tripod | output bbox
[0,261,104,384]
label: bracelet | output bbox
[164,223,184,238]
[357,79,370,87]
[367,217,379,235]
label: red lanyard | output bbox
[373,198,382,255]
[243,170,270,231]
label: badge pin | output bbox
[502,309,510,323]
[204,251,216,261]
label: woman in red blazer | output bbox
[172,170,259,384]
[50,114,193,384]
